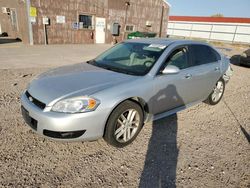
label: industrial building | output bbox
[168,16,250,44]
[0,0,170,45]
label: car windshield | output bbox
[88,42,167,76]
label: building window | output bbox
[79,15,93,29]
[125,25,134,32]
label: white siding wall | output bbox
[167,21,250,44]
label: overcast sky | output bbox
[166,0,250,18]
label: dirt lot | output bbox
[0,43,249,187]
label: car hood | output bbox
[27,63,137,105]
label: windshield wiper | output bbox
[98,64,137,76]
[87,60,138,76]
[110,68,137,75]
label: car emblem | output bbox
[29,96,33,102]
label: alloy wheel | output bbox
[114,109,140,143]
[211,80,224,102]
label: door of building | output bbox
[95,17,106,44]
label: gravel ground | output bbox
[0,43,249,187]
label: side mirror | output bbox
[162,65,180,75]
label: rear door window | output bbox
[189,45,220,66]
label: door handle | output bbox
[185,74,192,79]
[214,67,220,71]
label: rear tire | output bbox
[104,100,143,148]
[204,78,225,105]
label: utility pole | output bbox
[123,1,130,40]
[26,0,33,45]
[159,5,164,38]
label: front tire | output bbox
[104,100,143,148]
[205,78,225,105]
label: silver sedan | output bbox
[21,39,232,147]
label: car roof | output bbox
[125,38,209,46]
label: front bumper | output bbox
[20,92,109,141]
[223,64,233,83]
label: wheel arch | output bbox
[102,96,150,137]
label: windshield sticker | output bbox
[148,44,167,49]
[143,44,167,52]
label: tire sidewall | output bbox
[104,100,143,148]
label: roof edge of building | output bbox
[169,16,250,24]
[163,0,171,8]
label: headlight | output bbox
[51,97,100,113]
